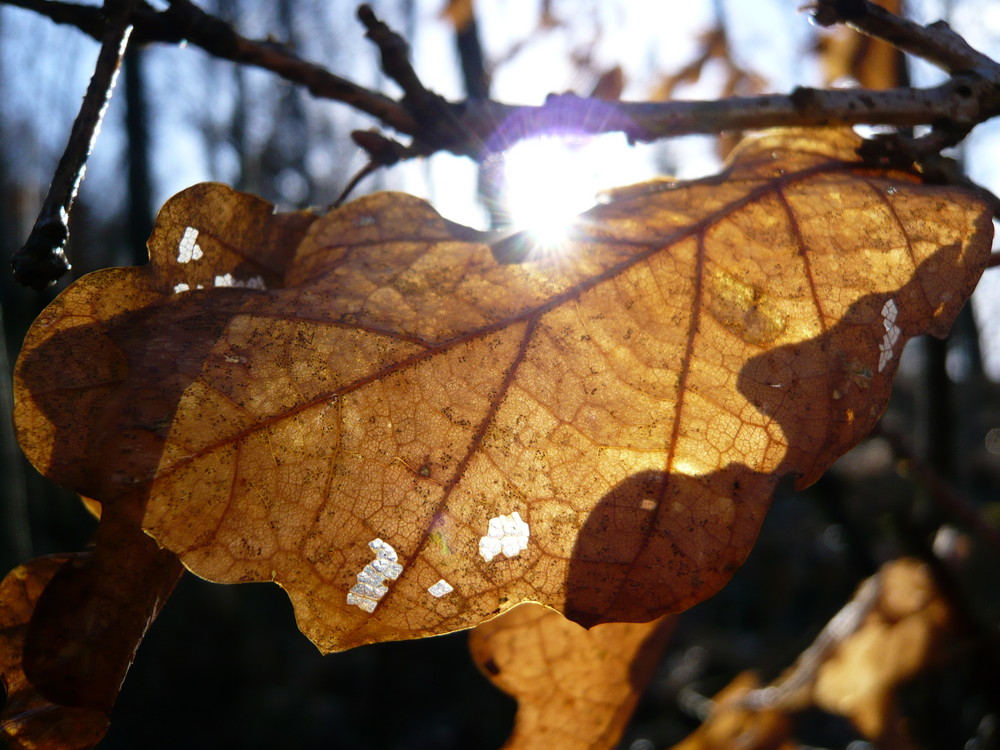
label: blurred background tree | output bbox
[2,1,1000,748]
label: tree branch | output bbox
[8,0,1000,286]
[356,4,475,154]
[461,76,996,154]
[3,0,417,135]
[353,1,1000,159]
[10,0,998,158]
[812,0,1000,80]
[10,0,138,290]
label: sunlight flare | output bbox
[500,133,634,254]
[503,136,596,246]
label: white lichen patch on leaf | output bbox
[428,579,454,598]
[878,298,902,373]
[346,538,403,613]
[479,512,530,562]
[213,273,266,290]
[173,274,267,294]
[177,226,204,263]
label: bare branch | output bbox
[356,4,478,155]
[10,0,138,290]
[461,76,997,154]
[8,0,1000,288]
[348,4,1000,161]
[10,0,1000,161]
[3,0,417,135]
[157,0,415,134]
[812,0,1000,80]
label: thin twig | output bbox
[741,574,881,711]
[3,0,417,135]
[356,4,477,155]
[813,0,1000,80]
[159,0,415,134]
[10,0,137,290]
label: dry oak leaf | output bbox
[469,603,674,750]
[14,129,991,655]
[0,556,109,750]
[811,558,952,748]
[669,672,797,750]
[0,514,182,750]
[9,184,311,742]
[678,558,954,750]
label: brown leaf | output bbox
[682,559,954,750]
[5,182,307,743]
[669,672,797,750]
[811,558,951,748]
[20,513,183,713]
[0,524,182,750]
[1,556,108,750]
[15,129,992,654]
[469,603,673,750]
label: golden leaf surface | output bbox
[469,603,673,750]
[14,129,991,653]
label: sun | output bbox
[502,135,599,246]
[499,132,638,257]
